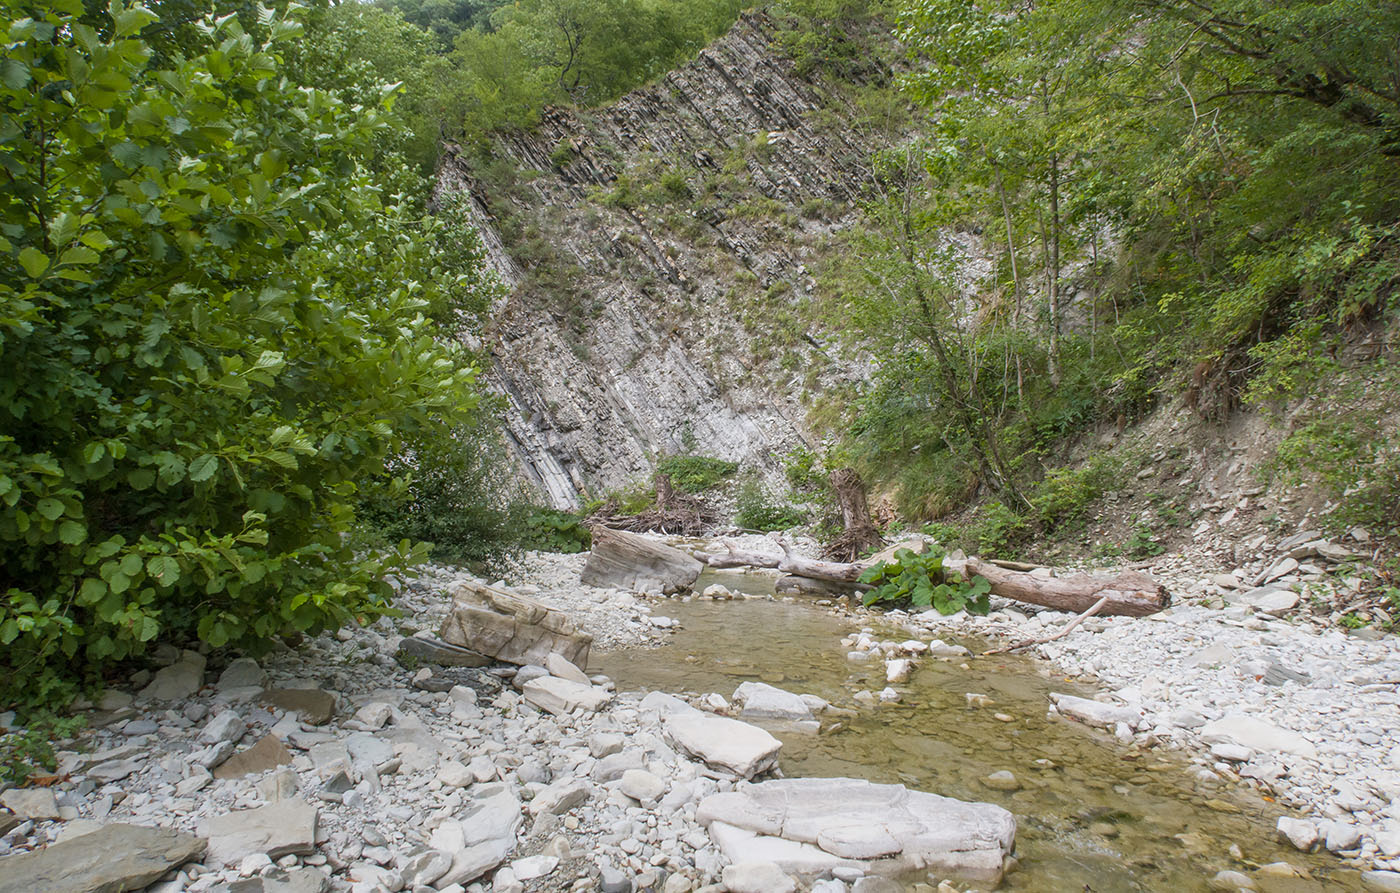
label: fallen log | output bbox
[951,558,1170,618]
[699,541,1170,616]
[775,540,868,584]
[703,540,780,570]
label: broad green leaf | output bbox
[18,247,49,278]
[58,520,87,544]
[35,497,64,520]
[113,4,158,37]
[146,554,179,584]
[188,454,217,482]
[0,58,29,90]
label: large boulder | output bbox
[697,777,1016,884]
[581,527,702,594]
[438,581,592,668]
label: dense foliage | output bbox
[655,455,738,494]
[819,0,1400,534]
[292,0,753,169]
[0,0,486,705]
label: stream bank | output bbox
[0,535,1395,893]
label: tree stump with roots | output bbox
[823,467,884,561]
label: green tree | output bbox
[0,0,482,704]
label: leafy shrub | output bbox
[859,547,991,614]
[734,480,808,531]
[0,2,481,704]
[656,456,739,494]
[1271,417,1400,532]
[782,444,827,493]
[1,713,83,783]
[1028,456,1121,533]
[523,509,593,553]
[1123,526,1166,559]
[966,503,1032,557]
[360,419,522,571]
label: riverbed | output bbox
[595,570,1364,892]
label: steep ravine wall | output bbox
[435,13,891,508]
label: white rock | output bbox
[522,677,612,715]
[1254,590,1300,614]
[352,702,393,730]
[1324,820,1363,853]
[546,653,591,686]
[721,860,797,893]
[1363,870,1400,892]
[733,682,814,722]
[697,777,1015,882]
[1374,826,1400,858]
[139,650,206,700]
[200,710,247,745]
[1200,714,1317,758]
[437,760,473,788]
[620,769,667,803]
[201,798,317,867]
[511,855,558,881]
[664,713,782,779]
[528,778,591,816]
[1049,693,1141,728]
[217,658,267,690]
[1276,817,1318,852]
[884,659,913,684]
[1210,743,1253,762]
[925,639,970,657]
[0,788,59,820]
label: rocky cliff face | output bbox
[435,13,890,508]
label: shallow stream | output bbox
[594,570,1365,892]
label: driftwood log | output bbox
[950,557,1169,617]
[701,541,1170,617]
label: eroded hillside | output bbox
[436,12,897,508]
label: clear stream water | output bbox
[594,569,1366,892]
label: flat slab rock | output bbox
[580,527,703,594]
[664,712,782,779]
[521,676,613,715]
[439,580,592,668]
[697,777,1015,883]
[0,822,205,893]
[201,798,317,867]
[1201,714,1318,758]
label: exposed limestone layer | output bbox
[436,13,890,507]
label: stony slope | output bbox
[436,13,893,508]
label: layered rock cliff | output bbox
[435,12,893,508]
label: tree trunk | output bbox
[824,467,883,561]
[654,472,677,510]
